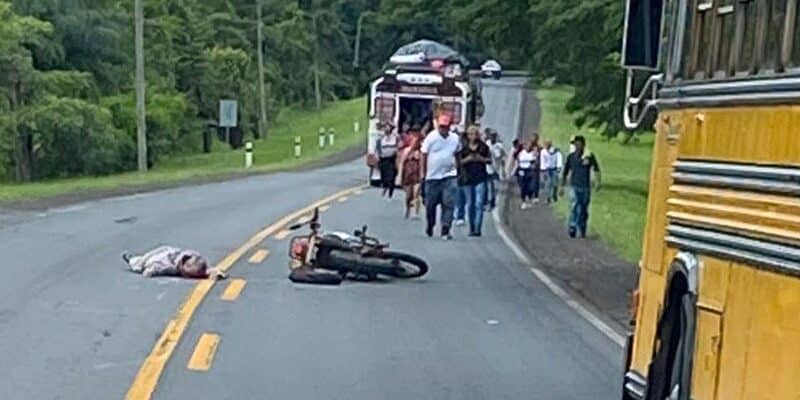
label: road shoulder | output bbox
[499,184,638,334]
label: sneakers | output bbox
[568,227,577,238]
[520,202,529,210]
[425,225,434,237]
[532,198,540,204]
[454,219,466,226]
[441,226,453,240]
[121,251,132,264]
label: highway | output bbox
[0,79,622,399]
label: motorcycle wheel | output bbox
[378,251,428,278]
[326,250,428,279]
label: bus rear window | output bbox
[375,98,395,124]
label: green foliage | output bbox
[2,0,631,182]
[18,96,131,178]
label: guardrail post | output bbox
[354,119,360,134]
[318,127,326,149]
[244,141,253,168]
[328,128,335,147]
[294,136,302,158]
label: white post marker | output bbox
[354,119,360,134]
[328,128,335,147]
[318,127,326,149]
[245,141,253,168]
[294,136,302,158]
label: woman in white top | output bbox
[508,134,541,209]
[376,123,400,198]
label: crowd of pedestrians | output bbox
[376,113,601,241]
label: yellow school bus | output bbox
[620,1,800,399]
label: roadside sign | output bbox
[219,100,238,128]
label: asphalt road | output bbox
[0,78,621,399]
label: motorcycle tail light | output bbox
[290,237,309,260]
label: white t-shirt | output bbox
[540,147,562,170]
[517,149,538,169]
[421,130,461,180]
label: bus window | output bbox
[736,0,759,75]
[375,97,395,125]
[793,1,800,68]
[441,102,462,125]
[764,0,787,71]
[711,1,735,78]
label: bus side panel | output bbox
[676,106,800,166]
[630,247,674,375]
[691,310,722,400]
[739,267,800,400]
[715,264,757,400]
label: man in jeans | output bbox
[560,135,601,238]
[421,114,461,240]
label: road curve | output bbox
[0,78,621,399]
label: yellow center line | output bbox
[248,249,270,264]
[187,333,220,371]
[274,229,292,240]
[125,183,366,400]
[220,279,247,301]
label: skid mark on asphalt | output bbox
[274,229,292,240]
[248,249,269,264]
[187,333,220,371]
[220,279,247,301]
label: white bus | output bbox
[366,40,483,184]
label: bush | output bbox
[19,96,132,178]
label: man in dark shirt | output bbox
[560,135,601,238]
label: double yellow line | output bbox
[125,184,366,400]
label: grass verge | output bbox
[0,98,367,204]
[538,87,652,262]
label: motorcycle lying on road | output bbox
[286,208,428,285]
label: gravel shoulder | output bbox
[500,183,639,331]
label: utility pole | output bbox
[312,12,321,111]
[256,0,268,139]
[134,0,147,172]
[353,13,366,68]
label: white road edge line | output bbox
[492,206,626,348]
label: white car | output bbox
[481,60,502,79]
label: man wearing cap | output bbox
[421,114,461,240]
[560,135,601,238]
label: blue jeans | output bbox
[425,177,458,233]
[569,187,591,236]
[455,185,467,220]
[464,182,487,234]
[544,169,559,203]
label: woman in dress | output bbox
[400,135,423,218]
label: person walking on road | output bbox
[400,134,423,219]
[560,135,601,238]
[121,246,227,279]
[459,125,491,236]
[540,139,564,204]
[485,130,506,210]
[509,134,542,209]
[421,114,461,240]
[376,123,400,199]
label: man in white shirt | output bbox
[421,114,461,240]
[485,130,506,209]
[540,139,564,203]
